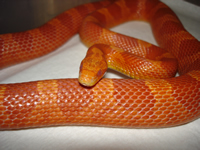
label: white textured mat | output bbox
[0,0,200,150]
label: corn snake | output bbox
[0,0,200,130]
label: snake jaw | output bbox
[78,72,96,87]
[78,69,105,87]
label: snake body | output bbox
[0,0,200,129]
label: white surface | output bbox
[0,0,200,150]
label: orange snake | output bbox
[0,0,200,129]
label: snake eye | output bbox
[97,69,102,77]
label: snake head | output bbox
[78,47,107,87]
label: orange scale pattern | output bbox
[0,0,200,130]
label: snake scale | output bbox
[0,0,200,129]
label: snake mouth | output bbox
[78,73,98,87]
